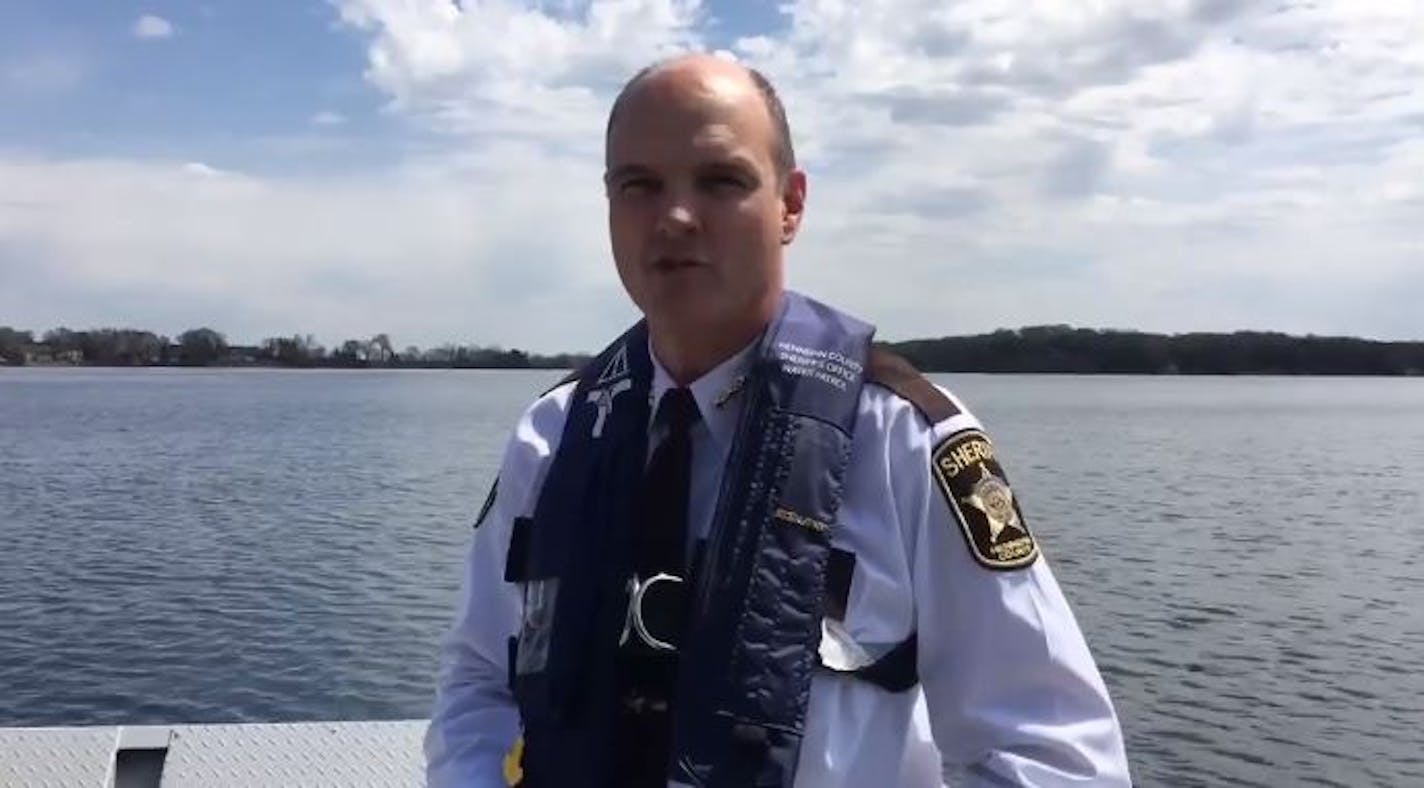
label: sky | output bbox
[1,0,1421,352]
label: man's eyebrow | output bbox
[696,155,757,173]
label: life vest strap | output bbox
[815,549,919,692]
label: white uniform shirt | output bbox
[425,341,1132,787]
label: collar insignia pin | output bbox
[714,374,746,409]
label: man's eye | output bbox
[619,178,658,194]
[701,174,748,191]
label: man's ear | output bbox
[781,170,807,245]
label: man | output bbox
[425,53,1131,787]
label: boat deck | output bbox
[0,720,427,787]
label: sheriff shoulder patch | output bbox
[931,430,1038,571]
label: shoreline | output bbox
[5,363,1421,377]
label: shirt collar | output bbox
[648,336,757,450]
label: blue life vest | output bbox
[504,291,916,787]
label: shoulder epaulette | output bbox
[867,347,960,424]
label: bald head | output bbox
[605,54,797,181]
[601,52,808,380]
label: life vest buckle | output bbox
[619,572,686,652]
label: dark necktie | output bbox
[613,386,700,786]
[639,387,699,577]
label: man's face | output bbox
[604,68,805,333]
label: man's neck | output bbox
[649,315,768,385]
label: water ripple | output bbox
[2,369,1422,785]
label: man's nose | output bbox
[655,190,699,236]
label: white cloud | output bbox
[334,0,705,147]
[0,153,632,351]
[180,161,227,177]
[2,52,85,93]
[311,111,348,126]
[133,14,175,40]
[7,0,1423,347]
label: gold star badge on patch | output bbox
[932,430,1038,570]
[962,464,1024,544]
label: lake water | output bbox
[2,368,1421,786]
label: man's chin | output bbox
[646,296,718,327]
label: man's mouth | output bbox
[652,257,705,272]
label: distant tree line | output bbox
[886,325,1424,375]
[4,323,1422,375]
[0,325,588,370]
